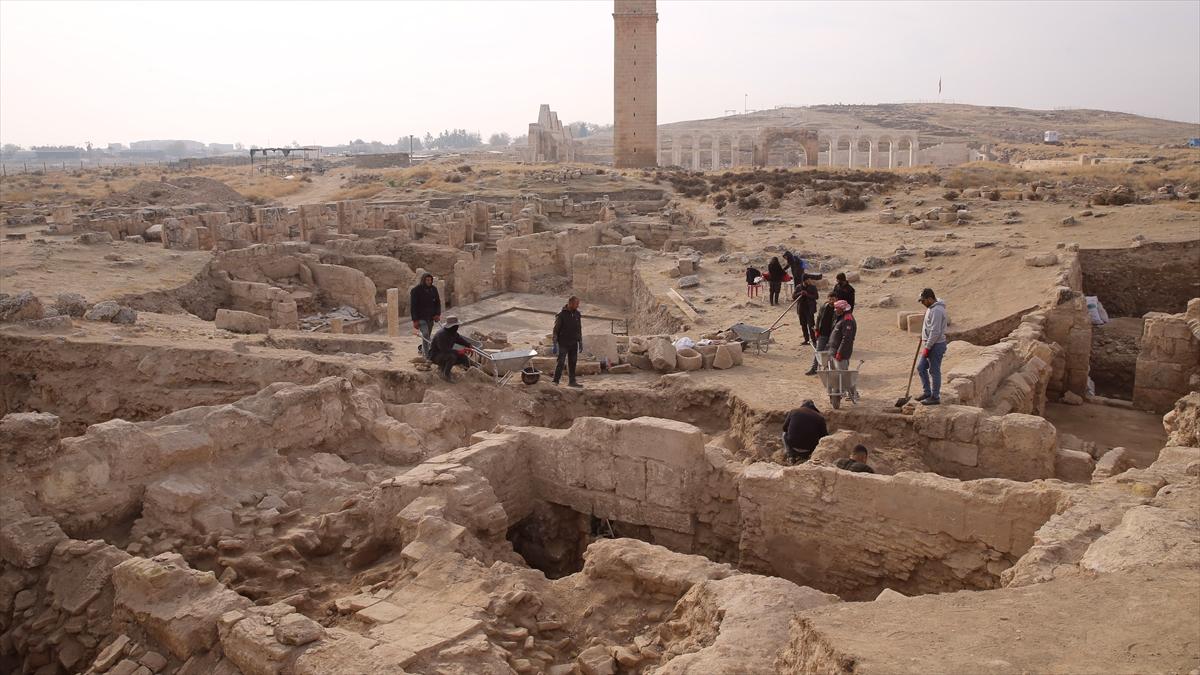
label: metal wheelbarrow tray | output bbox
[730,322,773,354]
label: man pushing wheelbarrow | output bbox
[813,299,862,409]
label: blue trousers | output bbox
[917,341,948,399]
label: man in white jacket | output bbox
[917,288,949,405]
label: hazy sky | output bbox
[2,0,1197,147]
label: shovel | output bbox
[894,337,924,407]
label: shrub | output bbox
[737,195,761,210]
[943,190,959,200]
[769,187,785,200]
[833,195,866,212]
[987,189,1000,201]
[457,164,473,173]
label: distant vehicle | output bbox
[1188,138,1200,148]
[1043,130,1061,144]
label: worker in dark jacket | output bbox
[806,292,838,376]
[781,251,804,292]
[827,300,859,401]
[766,257,786,306]
[782,400,828,464]
[835,445,875,473]
[427,315,472,382]
[832,272,856,310]
[552,296,584,387]
[409,273,442,349]
[793,275,820,345]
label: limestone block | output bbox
[713,345,736,370]
[1092,447,1133,482]
[928,440,979,467]
[678,275,700,289]
[897,311,919,331]
[1025,253,1058,267]
[627,352,653,370]
[582,333,620,364]
[906,313,924,333]
[678,258,695,275]
[648,338,676,372]
[620,235,639,246]
[215,309,271,334]
[726,341,743,366]
[0,516,67,568]
[113,554,251,659]
[275,613,325,646]
[675,348,703,371]
[0,411,61,464]
[999,414,1056,453]
[1054,448,1095,483]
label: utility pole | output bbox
[744,94,748,114]
[409,135,413,156]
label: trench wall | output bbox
[1078,240,1200,317]
[427,416,1067,599]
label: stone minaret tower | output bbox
[613,0,657,168]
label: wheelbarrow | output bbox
[730,322,774,354]
[814,349,864,409]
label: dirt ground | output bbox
[1044,401,1168,465]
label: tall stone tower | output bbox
[613,0,657,168]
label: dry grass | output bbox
[0,164,304,205]
[941,158,1200,193]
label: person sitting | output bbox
[426,316,472,382]
[781,400,828,464]
[835,445,875,473]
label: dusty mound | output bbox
[111,175,246,206]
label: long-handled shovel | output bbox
[894,337,924,407]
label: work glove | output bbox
[922,347,930,357]
[552,343,558,355]
[835,352,842,361]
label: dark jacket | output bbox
[814,302,836,338]
[553,306,583,346]
[833,282,855,309]
[829,314,857,359]
[428,325,471,359]
[835,458,875,473]
[409,281,441,322]
[793,281,820,314]
[767,259,786,287]
[783,405,828,452]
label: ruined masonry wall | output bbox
[1133,300,1200,414]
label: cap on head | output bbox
[442,315,460,328]
[919,288,937,302]
[801,399,818,411]
[834,300,850,312]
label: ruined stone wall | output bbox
[304,262,379,321]
[738,464,1064,599]
[0,333,427,433]
[572,246,637,308]
[1042,255,1092,398]
[1133,302,1200,413]
[1079,240,1200,317]
[943,311,1057,415]
[319,253,417,305]
[411,415,1065,600]
[627,268,685,335]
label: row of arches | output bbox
[656,129,920,170]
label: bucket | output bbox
[521,367,541,385]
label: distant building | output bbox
[525,104,577,163]
[1043,130,1061,144]
[32,147,83,161]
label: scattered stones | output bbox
[1060,216,1077,226]
[77,232,114,245]
[215,309,271,334]
[861,256,886,269]
[677,275,700,289]
[0,291,44,322]
[53,292,89,317]
[1025,253,1058,267]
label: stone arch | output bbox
[676,134,695,168]
[698,135,715,171]
[754,128,821,167]
[896,137,913,168]
[718,136,734,169]
[818,137,833,166]
[659,134,675,166]
[735,134,755,167]
[835,135,853,168]
[876,136,894,169]
[856,137,873,168]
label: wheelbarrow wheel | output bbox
[829,394,842,410]
[759,341,769,354]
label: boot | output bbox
[568,380,583,388]
[804,365,817,376]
